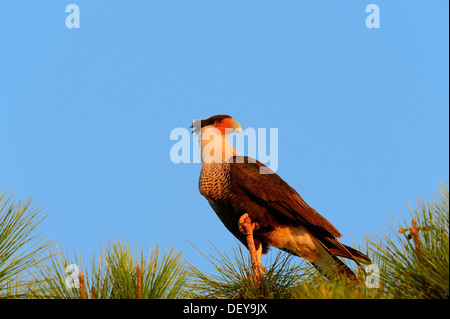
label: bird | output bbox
[192,114,371,282]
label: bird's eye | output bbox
[216,121,222,125]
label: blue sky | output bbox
[0,1,448,273]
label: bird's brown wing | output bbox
[229,156,342,239]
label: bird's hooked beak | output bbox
[232,120,242,133]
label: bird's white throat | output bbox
[199,127,240,164]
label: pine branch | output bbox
[0,187,50,299]
[28,238,191,299]
[366,181,449,299]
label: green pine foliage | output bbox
[0,182,448,299]
[187,240,388,299]
[27,239,190,299]
[0,188,50,298]
[366,182,449,298]
[187,241,306,299]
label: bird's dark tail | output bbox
[312,240,371,283]
[284,246,359,283]
[310,255,358,283]
[280,228,371,283]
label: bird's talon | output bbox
[238,213,260,234]
[238,213,251,233]
[258,263,268,273]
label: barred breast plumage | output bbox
[198,162,247,246]
[198,162,232,201]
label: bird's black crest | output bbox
[190,114,232,134]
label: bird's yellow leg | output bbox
[239,213,262,284]
[254,239,268,273]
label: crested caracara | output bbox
[192,114,371,281]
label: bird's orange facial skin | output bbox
[214,117,235,134]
